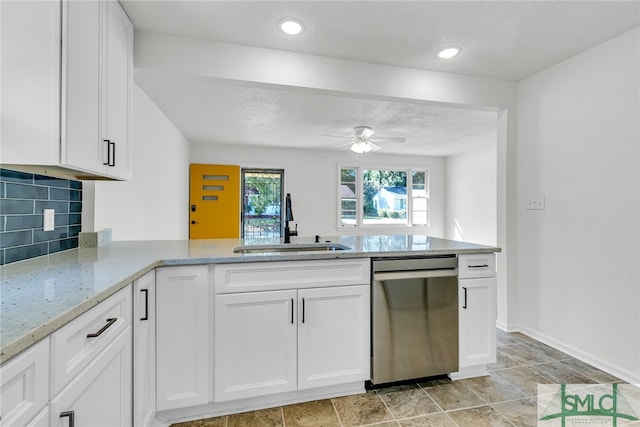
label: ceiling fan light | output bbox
[279,19,304,35]
[350,141,371,154]
[437,47,461,59]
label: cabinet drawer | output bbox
[214,258,370,293]
[51,286,131,396]
[0,338,49,427]
[458,254,496,279]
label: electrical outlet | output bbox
[526,194,545,210]
[43,209,55,231]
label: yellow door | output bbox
[189,164,240,239]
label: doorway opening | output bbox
[241,169,284,239]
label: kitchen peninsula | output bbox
[1,235,500,426]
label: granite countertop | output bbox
[0,235,500,364]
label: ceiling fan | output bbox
[330,126,406,153]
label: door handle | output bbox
[301,298,305,323]
[462,287,468,309]
[191,220,198,224]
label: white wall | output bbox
[92,84,190,240]
[445,140,497,246]
[189,142,446,238]
[517,28,640,382]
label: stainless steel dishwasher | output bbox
[371,256,458,385]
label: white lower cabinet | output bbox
[133,270,156,427]
[215,285,370,402]
[456,254,497,377]
[156,266,210,411]
[459,277,496,367]
[50,327,132,427]
[297,285,370,390]
[0,339,49,427]
[1,286,132,427]
[214,290,298,402]
[213,259,370,404]
[25,407,49,427]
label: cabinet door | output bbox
[50,327,132,427]
[0,339,49,427]
[102,0,133,179]
[297,285,370,390]
[214,290,297,402]
[156,266,210,411]
[60,0,103,175]
[0,0,60,165]
[25,407,49,427]
[459,277,497,367]
[133,270,155,427]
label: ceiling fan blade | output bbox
[369,141,382,151]
[335,140,355,148]
[373,137,405,143]
[322,134,353,139]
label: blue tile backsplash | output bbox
[0,169,82,265]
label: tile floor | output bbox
[172,329,636,427]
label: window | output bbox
[339,167,429,227]
[242,169,284,238]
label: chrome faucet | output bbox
[284,193,297,243]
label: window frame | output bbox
[337,165,430,229]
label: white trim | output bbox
[502,323,640,385]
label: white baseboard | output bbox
[501,323,640,385]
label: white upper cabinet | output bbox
[1,0,133,180]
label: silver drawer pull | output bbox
[86,318,117,338]
[468,264,489,268]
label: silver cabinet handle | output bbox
[462,287,468,309]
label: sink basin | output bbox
[233,243,351,254]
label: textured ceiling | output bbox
[136,69,497,156]
[123,1,640,156]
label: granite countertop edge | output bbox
[1,236,500,364]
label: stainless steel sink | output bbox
[233,243,351,254]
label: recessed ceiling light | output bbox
[437,47,461,59]
[279,19,304,35]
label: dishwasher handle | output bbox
[374,269,457,281]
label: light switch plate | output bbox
[526,194,545,210]
[43,209,55,231]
